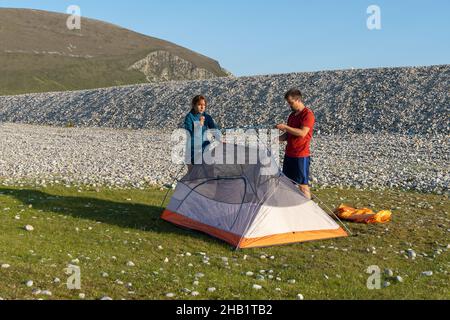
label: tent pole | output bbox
[311,192,353,236]
[160,165,185,208]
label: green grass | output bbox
[0,52,149,96]
[0,184,448,300]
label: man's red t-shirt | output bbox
[285,107,315,158]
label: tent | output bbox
[161,142,348,249]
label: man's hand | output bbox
[276,123,310,138]
[275,124,288,132]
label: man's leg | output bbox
[298,157,311,199]
[299,184,311,200]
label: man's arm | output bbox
[276,124,310,138]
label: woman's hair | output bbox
[191,95,207,110]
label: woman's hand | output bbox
[200,116,206,127]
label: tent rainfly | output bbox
[162,143,348,249]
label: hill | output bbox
[0,8,231,95]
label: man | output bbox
[276,89,315,200]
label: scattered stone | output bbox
[39,290,52,296]
[32,289,41,295]
[407,249,417,260]
[24,225,34,232]
[384,269,394,277]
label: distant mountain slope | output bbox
[0,8,231,95]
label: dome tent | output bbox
[161,142,348,248]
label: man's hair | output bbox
[284,89,303,101]
[192,95,207,109]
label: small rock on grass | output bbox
[252,284,262,290]
[24,225,34,232]
[421,271,433,277]
[126,261,135,267]
[1,264,11,269]
[384,269,394,277]
[207,287,216,293]
[25,280,34,287]
[101,296,113,300]
[297,294,304,300]
[166,293,176,298]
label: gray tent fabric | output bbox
[162,142,348,248]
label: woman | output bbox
[184,95,217,164]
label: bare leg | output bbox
[299,185,311,200]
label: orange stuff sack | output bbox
[335,204,392,224]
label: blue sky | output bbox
[1,0,449,76]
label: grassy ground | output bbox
[0,184,448,300]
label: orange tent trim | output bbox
[161,209,348,249]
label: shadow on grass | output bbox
[0,188,229,246]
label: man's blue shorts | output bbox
[282,156,311,185]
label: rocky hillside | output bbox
[0,65,448,135]
[0,8,230,96]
